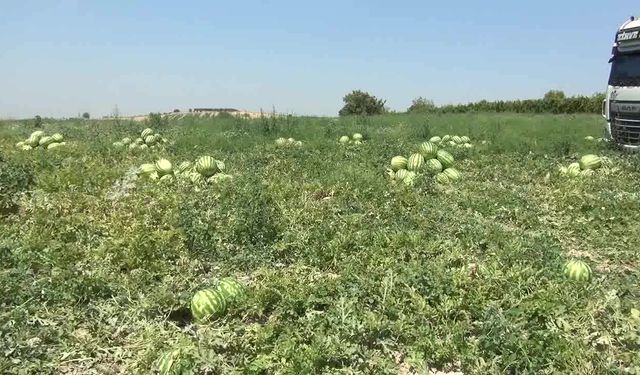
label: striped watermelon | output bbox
[16,141,24,148]
[435,173,450,184]
[436,150,454,168]
[30,130,45,140]
[452,136,463,144]
[156,350,181,375]
[390,156,408,171]
[176,161,192,174]
[395,169,409,181]
[385,168,395,180]
[155,159,173,176]
[21,145,33,150]
[419,141,438,158]
[287,137,295,143]
[51,133,64,142]
[403,171,417,186]
[159,174,174,182]
[190,172,204,184]
[579,155,602,170]
[563,259,592,282]
[139,144,148,150]
[191,288,227,322]
[196,156,218,177]
[141,128,154,138]
[407,153,425,171]
[580,169,594,177]
[352,133,363,141]
[25,136,40,147]
[113,141,124,148]
[443,168,461,181]
[128,143,139,150]
[144,135,155,145]
[425,158,443,174]
[567,163,581,177]
[463,143,473,148]
[135,138,144,145]
[139,163,156,175]
[218,278,245,300]
[461,136,470,143]
[38,136,54,147]
[339,136,350,144]
[275,138,287,146]
[122,137,132,145]
[429,136,442,143]
[442,135,451,142]
[47,142,62,150]
[353,140,362,145]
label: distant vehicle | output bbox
[603,16,640,150]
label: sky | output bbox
[0,0,637,118]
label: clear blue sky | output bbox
[0,0,637,118]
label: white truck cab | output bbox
[603,16,640,150]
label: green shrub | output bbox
[0,155,34,215]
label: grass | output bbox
[0,112,639,374]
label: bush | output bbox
[407,97,436,113]
[0,156,34,215]
[338,90,387,116]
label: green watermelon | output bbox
[563,259,592,282]
[352,133,363,141]
[21,145,33,151]
[419,141,438,158]
[295,140,303,147]
[30,131,45,140]
[443,168,461,181]
[47,142,62,149]
[580,169,594,177]
[38,136,54,147]
[385,168,395,180]
[113,141,124,148]
[442,135,451,142]
[425,158,443,174]
[339,136,350,144]
[463,143,473,148]
[176,161,193,174]
[452,136,463,144]
[156,350,181,375]
[579,154,602,170]
[190,172,204,184]
[159,174,174,182]
[584,136,595,141]
[155,159,173,176]
[141,128,154,138]
[558,166,568,174]
[135,138,144,145]
[435,173,450,184]
[16,141,24,148]
[25,135,40,147]
[139,144,149,150]
[436,150,454,168]
[139,163,156,175]
[191,288,227,322]
[122,137,132,145]
[390,156,408,172]
[218,278,245,300]
[403,171,417,186]
[407,153,425,171]
[395,169,409,181]
[144,135,155,145]
[567,163,581,177]
[429,136,442,143]
[287,137,295,143]
[128,143,139,151]
[196,156,218,177]
[461,136,470,143]
[51,133,64,142]
[275,138,287,146]
[448,140,456,147]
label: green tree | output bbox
[338,90,386,116]
[82,112,90,119]
[407,97,436,113]
[34,115,42,128]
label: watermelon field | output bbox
[1,112,640,374]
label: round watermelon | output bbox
[176,161,193,174]
[563,259,592,282]
[155,159,173,176]
[395,169,409,181]
[385,168,395,180]
[139,144,148,150]
[218,278,245,300]
[442,135,451,142]
[463,143,473,148]
[579,154,602,170]
[196,156,218,177]
[190,172,204,184]
[113,141,124,148]
[30,131,45,140]
[275,138,287,146]
[122,137,132,145]
[435,173,450,184]
[390,156,408,171]
[452,136,463,144]
[21,145,33,151]
[425,158,443,174]
[436,150,454,168]
[580,169,594,177]
[443,168,461,181]
[38,136,54,147]
[128,143,139,151]
[403,171,417,186]
[287,137,295,143]
[135,138,144,145]
[144,135,156,145]
[25,136,40,147]
[141,128,154,138]
[51,133,64,143]
[339,136,350,144]
[139,163,156,175]
[429,136,442,143]
[352,133,363,141]
[567,163,581,177]
[47,142,62,150]
[461,136,470,143]
[16,141,24,148]
[407,153,425,171]
[159,174,174,183]
[584,136,595,141]
[156,350,181,375]
[191,288,227,322]
[419,141,438,158]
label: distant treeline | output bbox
[408,90,606,115]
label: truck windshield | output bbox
[609,54,640,86]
